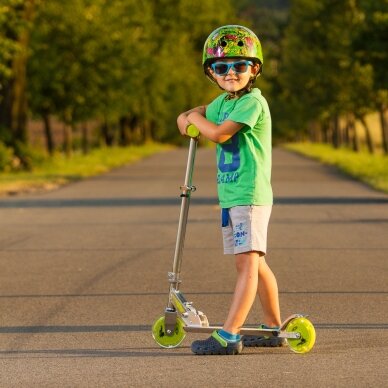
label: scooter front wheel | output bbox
[152,315,186,348]
[285,317,316,354]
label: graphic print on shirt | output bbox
[217,111,240,184]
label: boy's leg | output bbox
[223,251,260,334]
[222,253,281,333]
[190,252,257,355]
[257,257,281,327]
[242,256,284,347]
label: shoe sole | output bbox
[243,337,285,347]
[192,343,243,355]
[193,348,241,355]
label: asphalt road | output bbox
[0,146,387,387]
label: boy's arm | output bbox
[187,111,243,143]
[177,105,207,135]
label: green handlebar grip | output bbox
[187,124,200,138]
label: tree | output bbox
[279,0,378,152]
[28,0,236,151]
[28,0,106,155]
[144,0,236,141]
[2,0,239,168]
[354,0,388,154]
[0,0,37,167]
[236,0,291,140]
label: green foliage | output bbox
[2,0,386,173]
[353,0,388,108]
[28,0,110,123]
[0,0,25,80]
[279,0,387,141]
[27,0,236,145]
[34,143,172,178]
[0,142,172,195]
[235,0,290,136]
[281,1,357,123]
[0,139,46,171]
[0,141,14,170]
[135,0,235,141]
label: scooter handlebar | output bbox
[186,124,200,138]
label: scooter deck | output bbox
[184,326,278,336]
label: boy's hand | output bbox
[177,113,190,136]
[177,106,207,136]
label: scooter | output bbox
[152,127,316,354]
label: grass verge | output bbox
[284,142,388,194]
[0,142,173,196]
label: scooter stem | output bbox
[169,137,198,295]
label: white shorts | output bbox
[222,205,272,255]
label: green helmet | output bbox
[202,25,263,67]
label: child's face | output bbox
[209,58,260,93]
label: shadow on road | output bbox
[1,322,387,335]
[0,196,387,208]
[0,346,193,358]
[1,290,387,299]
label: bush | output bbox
[0,142,14,171]
[12,142,48,171]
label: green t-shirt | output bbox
[206,88,273,208]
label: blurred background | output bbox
[0,0,387,172]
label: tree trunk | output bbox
[308,121,321,143]
[321,120,329,143]
[128,116,140,144]
[11,52,28,145]
[359,115,374,154]
[81,122,89,154]
[119,116,130,146]
[0,79,12,142]
[348,116,359,152]
[378,104,388,155]
[101,120,114,146]
[63,123,72,157]
[10,0,36,147]
[42,112,54,155]
[332,115,340,148]
[142,120,152,143]
[344,117,350,148]
[150,121,157,141]
[63,109,73,157]
[308,122,315,142]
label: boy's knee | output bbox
[235,251,260,272]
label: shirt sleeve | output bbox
[226,95,263,129]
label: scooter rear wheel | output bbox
[152,315,186,348]
[285,317,316,354]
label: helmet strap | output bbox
[224,76,258,100]
[225,89,249,100]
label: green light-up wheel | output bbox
[285,317,316,354]
[152,315,186,348]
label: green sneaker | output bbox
[191,330,243,355]
[242,324,286,347]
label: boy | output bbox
[177,25,283,355]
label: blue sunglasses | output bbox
[211,60,253,76]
